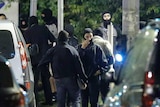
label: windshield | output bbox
[119,28,157,83]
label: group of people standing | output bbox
[19,8,117,107]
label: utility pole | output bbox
[122,0,139,51]
[30,0,37,16]
[58,0,64,33]
[108,23,114,55]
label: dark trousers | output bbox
[32,65,40,106]
[40,65,52,103]
[81,76,99,107]
[55,77,81,107]
[99,78,110,103]
[33,65,52,104]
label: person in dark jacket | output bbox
[100,11,117,55]
[41,8,58,39]
[93,27,115,103]
[24,16,56,106]
[38,30,88,107]
[64,24,79,107]
[77,28,109,107]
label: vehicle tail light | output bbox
[18,42,31,90]
[25,81,31,90]
[18,42,27,70]
[142,71,155,107]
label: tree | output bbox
[19,0,122,41]
[19,0,160,41]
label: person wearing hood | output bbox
[101,11,117,39]
[77,28,109,107]
[41,8,58,39]
[92,27,115,104]
[24,16,56,106]
[64,24,78,48]
[19,16,28,35]
[100,11,117,54]
[38,30,88,107]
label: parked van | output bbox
[0,20,36,107]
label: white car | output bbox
[0,20,36,107]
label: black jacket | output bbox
[24,24,56,66]
[38,42,87,82]
[77,41,109,78]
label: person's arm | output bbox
[73,49,88,82]
[38,47,54,67]
[96,45,109,73]
[104,41,115,65]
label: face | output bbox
[103,13,111,21]
[84,33,93,41]
[0,16,6,20]
[41,13,45,17]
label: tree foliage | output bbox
[18,0,160,41]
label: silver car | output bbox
[104,19,160,107]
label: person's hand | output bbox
[94,70,101,76]
[26,43,31,48]
[81,40,90,49]
[53,42,56,47]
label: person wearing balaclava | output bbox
[24,16,56,106]
[77,28,109,107]
[100,11,118,55]
[19,17,28,35]
[101,11,117,39]
[102,11,112,28]
[41,8,58,39]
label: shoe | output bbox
[52,96,57,102]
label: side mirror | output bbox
[28,44,39,56]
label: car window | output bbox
[0,30,15,59]
[0,62,13,87]
[119,28,156,83]
[149,30,160,84]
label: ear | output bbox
[84,34,87,40]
